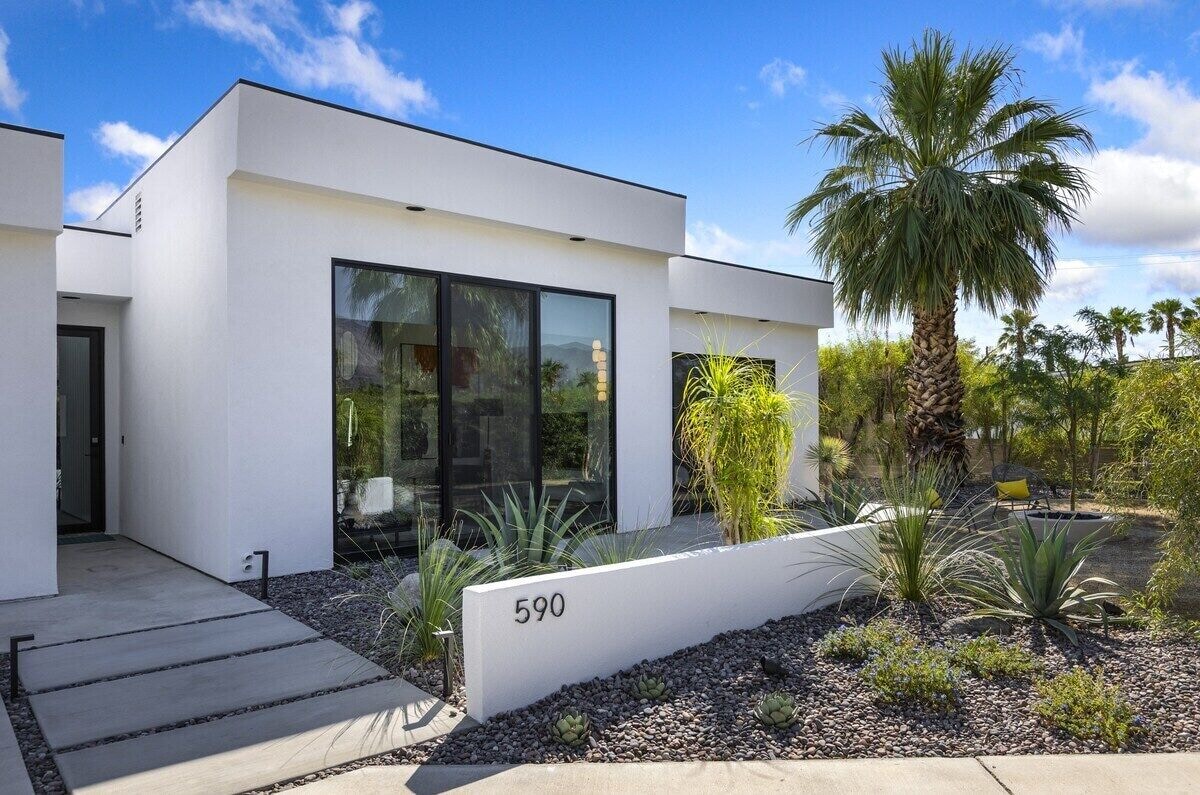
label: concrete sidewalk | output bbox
[297,753,1200,794]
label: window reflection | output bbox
[333,266,440,556]
[540,292,613,524]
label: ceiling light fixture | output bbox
[569,236,586,242]
[406,205,426,212]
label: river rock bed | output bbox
[254,595,1199,790]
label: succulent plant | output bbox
[632,675,669,701]
[754,691,800,730]
[549,708,592,748]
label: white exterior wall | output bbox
[93,95,239,579]
[0,126,61,600]
[55,300,124,534]
[57,228,132,299]
[670,310,821,498]
[223,178,674,581]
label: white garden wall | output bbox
[462,522,877,721]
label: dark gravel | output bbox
[250,593,1199,791]
[231,557,460,707]
[1,655,63,794]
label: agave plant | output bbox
[549,708,592,748]
[963,520,1121,643]
[632,675,669,701]
[460,485,597,575]
[573,527,667,567]
[805,479,874,528]
[754,691,800,730]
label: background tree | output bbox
[1077,306,1144,364]
[1147,298,1188,359]
[786,30,1093,483]
[997,308,1039,365]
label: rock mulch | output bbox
[250,592,1199,791]
[1,656,63,795]
[232,558,460,708]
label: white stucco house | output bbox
[0,80,833,602]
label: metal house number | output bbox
[514,593,565,623]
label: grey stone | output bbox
[941,615,1013,637]
[30,640,384,749]
[18,610,318,693]
[54,679,475,795]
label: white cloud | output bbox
[1140,254,1200,293]
[758,58,806,97]
[95,121,178,169]
[66,182,121,220]
[685,221,751,262]
[0,26,26,115]
[1045,259,1107,302]
[1071,65,1200,249]
[1074,149,1200,248]
[1087,64,1200,161]
[1026,23,1085,69]
[181,0,435,118]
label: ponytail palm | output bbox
[786,30,1093,481]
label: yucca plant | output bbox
[805,435,852,497]
[676,341,799,545]
[339,520,494,663]
[962,520,1121,643]
[811,466,983,603]
[460,484,596,575]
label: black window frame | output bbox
[330,258,617,558]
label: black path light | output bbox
[252,550,270,599]
[9,634,34,701]
[433,627,455,701]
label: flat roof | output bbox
[678,254,834,286]
[99,78,685,219]
[0,120,64,140]
[63,224,132,238]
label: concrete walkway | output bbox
[299,753,1200,794]
[0,536,472,794]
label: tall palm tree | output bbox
[1147,298,1188,359]
[997,308,1039,363]
[785,31,1093,482]
[1077,305,1144,364]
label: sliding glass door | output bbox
[448,281,537,518]
[333,261,615,556]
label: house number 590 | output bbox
[515,593,565,623]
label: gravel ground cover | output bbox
[231,558,461,707]
[253,593,1199,791]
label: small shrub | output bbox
[549,708,592,748]
[632,675,669,701]
[816,619,914,661]
[950,636,1041,680]
[1034,667,1142,749]
[340,561,371,580]
[754,691,800,729]
[860,644,961,711]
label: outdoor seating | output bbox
[990,463,1052,519]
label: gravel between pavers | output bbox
[246,589,1199,793]
[1,656,63,795]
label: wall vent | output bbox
[134,193,143,233]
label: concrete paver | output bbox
[30,639,384,749]
[0,698,32,795]
[294,754,1200,794]
[18,609,318,692]
[55,679,476,795]
[979,752,1200,794]
[295,758,1005,794]
[0,538,265,647]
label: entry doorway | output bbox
[57,325,105,533]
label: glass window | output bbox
[540,292,614,524]
[333,265,440,557]
[449,281,537,519]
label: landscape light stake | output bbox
[253,550,270,599]
[433,628,455,700]
[9,634,34,701]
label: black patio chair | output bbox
[990,463,1052,519]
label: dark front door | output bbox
[57,326,105,533]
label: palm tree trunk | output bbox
[906,300,969,484]
[1167,322,1176,359]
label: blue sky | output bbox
[2,0,1199,351]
